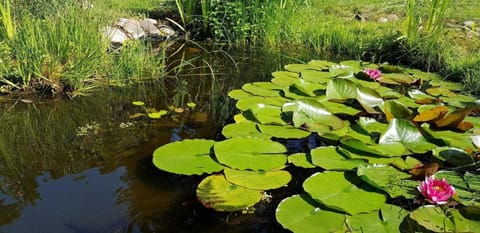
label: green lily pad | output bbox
[290,79,326,97]
[381,100,413,121]
[271,71,299,86]
[426,87,457,97]
[357,117,387,135]
[317,97,362,115]
[285,64,320,73]
[236,96,286,111]
[224,168,291,190]
[301,70,336,83]
[347,204,409,233]
[288,153,316,168]
[409,206,480,232]
[382,73,417,85]
[242,82,282,97]
[356,86,383,114]
[284,99,344,133]
[357,164,417,198]
[221,122,266,138]
[340,137,386,157]
[430,80,463,91]
[303,171,387,215]
[379,118,437,154]
[148,110,168,119]
[196,174,262,212]
[257,124,311,139]
[152,139,223,175]
[421,123,474,151]
[228,89,253,100]
[310,146,366,170]
[432,147,474,166]
[132,101,145,106]
[308,60,338,69]
[214,138,287,171]
[276,194,346,233]
[326,78,358,101]
[243,102,286,125]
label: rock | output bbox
[158,25,177,37]
[140,18,161,35]
[117,19,145,39]
[387,14,399,21]
[102,26,128,44]
[463,20,476,29]
[378,17,388,23]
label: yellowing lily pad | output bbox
[196,174,262,212]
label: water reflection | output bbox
[0,47,330,232]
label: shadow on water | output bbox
[0,45,344,233]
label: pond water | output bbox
[0,46,336,233]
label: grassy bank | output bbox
[175,0,480,94]
[0,0,170,97]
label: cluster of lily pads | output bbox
[152,60,480,232]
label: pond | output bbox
[0,46,330,233]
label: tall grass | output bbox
[0,0,15,40]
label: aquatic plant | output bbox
[152,59,480,232]
[418,176,455,204]
[0,0,15,40]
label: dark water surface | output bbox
[0,47,338,233]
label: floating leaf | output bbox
[214,138,287,171]
[356,86,383,114]
[271,71,299,86]
[347,204,409,233]
[236,96,286,111]
[276,195,346,233]
[284,99,344,133]
[357,117,387,135]
[436,171,480,207]
[242,82,282,97]
[435,107,473,128]
[432,147,474,166]
[152,139,223,175]
[257,124,311,139]
[303,171,386,215]
[381,73,417,85]
[326,78,358,101]
[409,206,480,232]
[285,64,320,73]
[422,123,474,151]
[132,101,145,106]
[196,174,262,212]
[148,110,168,119]
[413,106,449,122]
[221,122,265,138]
[430,80,463,91]
[357,164,417,198]
[408,89,435,101]
[187,102,197,108]
[128,113,145,119]
[244,102,286,125]
[288,153,316,168]
[410,162,439,178]
[426,87,457,97]
[224,168,291,190]
[308,60,338,69]
[382,100,412,122]
[228,89,252,100]
[301,70,336,84]
[379,118,437,154]
[340,137,386,157]
[310,146,366,170]
[290,79,326,97]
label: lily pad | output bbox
[228,89,253,100]
[257,124,311,139]
[356,86,383,114]
[214,138,287,171]
[357,164,417,198]
[382,100,413,121]
[284,99,344,133]
[288,153,316,168]
[301,70,336,83]
[310,146,366,170]
[326,78,358,101]
[196,174,262,212]
[242,82,282,97]
[152,139,223,175]
[379,118,437,154]
[132,101,145,106]
[303,171,387,215]
[221,122,266,138]
[432,147,474,166]
[276,195,346,233]
[347,204,409,233]
[285,64,320,73]
[409,206,480,232]
[224,168,291,190]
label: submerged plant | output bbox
[418,176,456,205]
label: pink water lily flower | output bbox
[418,176,456,204]
[364,68,382,81]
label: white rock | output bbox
[119,19,146,39]
[378,17,388,23]
[140,18,161,35]
[102,26,128,44]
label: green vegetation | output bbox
[152,60,480,232]
[177,0,480,94]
